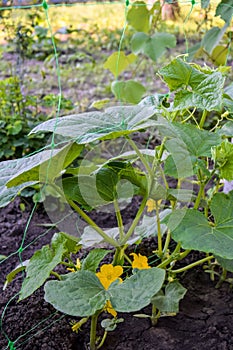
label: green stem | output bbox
[124,253,133,265]
[194,181,205,210]
[155,201,162,257]
[120,196,148,245]
[126,136,153,185]
[97,331,108,349]
[151,305,159,326]
[50,271,61,280]
[114,199,124,241]
[178,249,191,260]
[112,246,126,266]
[68,200,119,247]
[171,255,214,274]
[199,109,208,129]
[90,312,99,350]
[163,229,171,256]
[157,242,181,269]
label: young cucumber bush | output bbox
[2,58,233,349]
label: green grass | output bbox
[0,1,229,113]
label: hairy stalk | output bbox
[155,200,162,257]
[151,305,160,326]
[216,268,227,288]
[90,312,99,350]
[114,199,124,241]
[162,229,171,256]
[50,271,61,280]
[126,136,153,186]
[194,181,205,210]
[97,331,108,349]
[68,199,119,247]
[120,196,148,245]
[157,242,182,269]
[199,109,208,129]
[170,255,214,274]
[112,246,126,266]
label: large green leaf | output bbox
[156,118,221,178]
[173,74,224,111]
[0,156,40,207]
[30,106,156,143]
[109,267,165,312]
[127,1,150,33]
[215,0,233,23]
[111,80,146,104]
[157,119,221,156]
[63,160,147,209]
[159,58,225,111]
[44,270,107,317]
[151,281,187,313]
[131,32,176,61]
[19,234,67,300]
[44,268,165,317]
[165,191,233,259]
[103,52,136,77]
[7,143,83,188]
[104,161,147,194]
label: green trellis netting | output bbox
[0,0,232,348]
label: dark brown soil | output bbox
[1,198,233,350]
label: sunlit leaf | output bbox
[211,45,228,65]
[30,106,157,143]
[104,52,136,77]
[127,1,150,32]
[159,58,225,111]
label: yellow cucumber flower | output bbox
[96,264,123,290]
[104,300,117,317]
[130,253,151,270]
[70,317,89,333]
[67,258,81,272]
[146,198,156,213]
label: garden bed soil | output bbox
[1,199,233,350]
